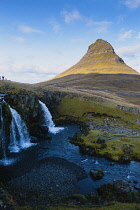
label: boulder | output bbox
[134,185,140,191]
[113,180,132,193]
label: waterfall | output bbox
[39,100,64,134]
[0,95,15,165]
[0,100,7,159]
[8,106,33,153]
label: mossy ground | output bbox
[56,95,140,130]
[73,129,140,161]
[56,95,140,161]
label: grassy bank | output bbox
[71,129,140,162]
[56,95,140,162]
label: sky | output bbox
[0,0,140,83]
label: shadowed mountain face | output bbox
[52,39,138,79]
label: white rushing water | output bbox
[0,96,16,165]
[39,100,64,134]
[9,106,33,153]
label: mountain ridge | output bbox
[52,39,138,80]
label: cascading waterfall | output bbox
[8,106,33,153]
[0,98,7,160]
[0,95,14,165]
[39,100,64,134]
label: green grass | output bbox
[56,95,140,130]
[77,129,140,161]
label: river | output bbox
[1,124,140,198]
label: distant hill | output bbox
[52,39,138,80]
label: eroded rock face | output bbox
[5,94,45,138]
[114,180,132,193]
[118,105,139,115]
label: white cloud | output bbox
[13,36,26,43]
[118,30,134,41]
[18,25,43,34]
[49,19,61,33]
[124,0,140,8]
[116,44,140,57]
[86,19,112,32]
[137,32,140,39]
[116,44,140,73]
[61,9,82,24]
[0,60,71,83]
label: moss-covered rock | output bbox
[0,103,12,156]
[90,169,104,180]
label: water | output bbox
[37,125,140,195]
[39,100,64,134]
[2,125,140,195]
[8,106,33,153]
[0,96,10,165]
[0,104,6,157]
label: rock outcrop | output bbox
[5,94,47,138]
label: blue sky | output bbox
[0,0,140,83]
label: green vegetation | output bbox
[56,95,140,162]
[53,39,138,80]
[56,95,140,130]
[71,129,140,162]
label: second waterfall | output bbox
[39,100,64,134]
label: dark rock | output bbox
[114,180,132,193]
[30,136,38,143]
[120,156,131,163]
[96,181,140,204]
[110,162,115,166]
[101,143,107,149]
[134,185,140,191]
[90,169,104,180]
[133,181,138,184]
[96,137,105,144]
[132,107,139,115]
[136,119,140,124]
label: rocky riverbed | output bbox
[5,157,87,206]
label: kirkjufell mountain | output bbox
[53,39,138,79]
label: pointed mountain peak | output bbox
[53,39,139,79]
[88,39,115,55]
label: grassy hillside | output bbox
[50,39,138,80]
